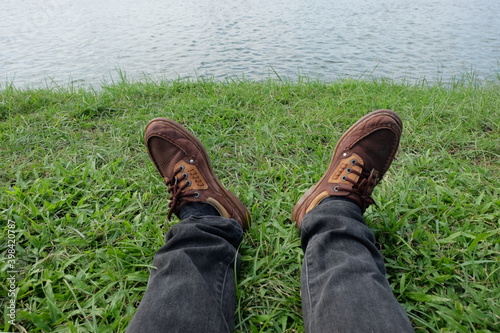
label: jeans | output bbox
[126,200,414,333]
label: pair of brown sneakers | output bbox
[145,110,402,230]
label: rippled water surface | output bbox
[1,0,499,87]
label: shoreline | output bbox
[2,70,500,92]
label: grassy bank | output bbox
[1,78,499,332]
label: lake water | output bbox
[1,0,499,88]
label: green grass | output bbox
[1,77,499,332]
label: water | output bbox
[1,0,499,88]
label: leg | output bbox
[127,216,243,333]
[127,118,251,332]
[293,110,414,332]
[300,199,414,332]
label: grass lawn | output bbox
[1,77,499,332]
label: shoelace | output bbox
[334,160,380,210]
[166,165,199,219]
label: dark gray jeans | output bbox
[126,200,414,333]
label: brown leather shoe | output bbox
[145,118,251,230]
[292,109,402,227]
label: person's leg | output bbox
[127,118,251,332]
[293,110,414,332]
[126,215,243,333]
[300,198,414,332]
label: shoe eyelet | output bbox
[182,173,188,180]
[342,175,348,181]
[334,186,339,192]
[186,180,192,187]
[350,159,357,166]
[193,191,200,198]
[179,165,185,171]
[346,168,351,173]
[189,159,195,164]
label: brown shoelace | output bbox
[166,165,200,219]
[333,159,380,210]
